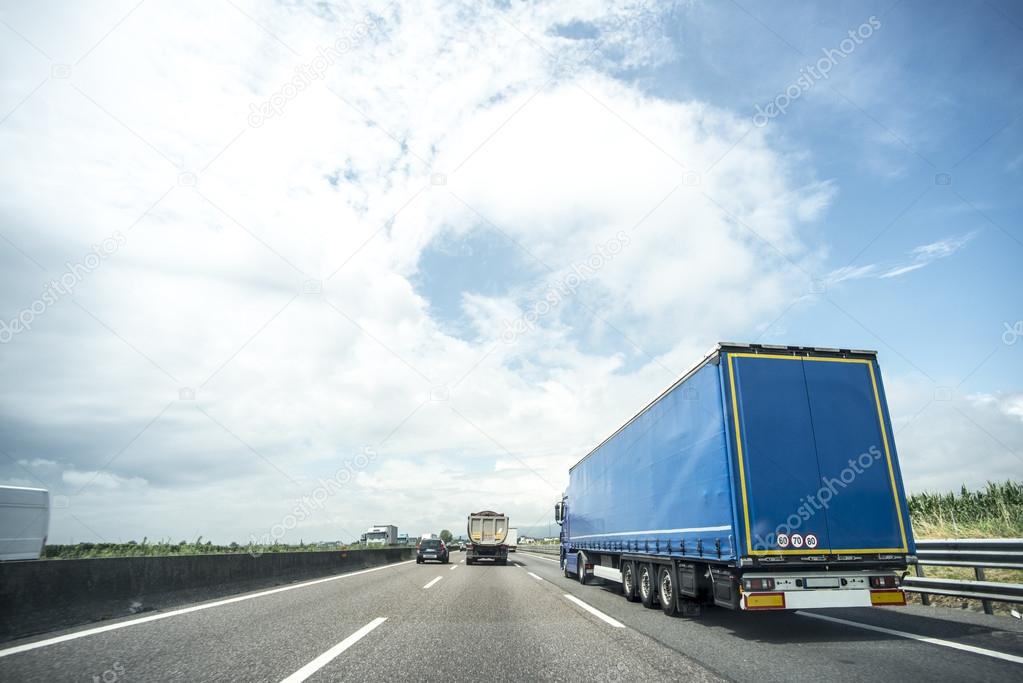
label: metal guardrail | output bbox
[519,545,559,556]
[903,538,1023,614]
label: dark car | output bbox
[417,539,449,564]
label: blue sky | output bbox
[0,1,1020,543]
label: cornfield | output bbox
[907,480,1023,539]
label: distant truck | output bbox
[506,527,518,552]
[0,486,49,561]
[364,524,398,546]
[558,343,915,615]
[466,511,510,565]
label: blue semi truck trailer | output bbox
[556,343,915,615]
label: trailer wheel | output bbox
[577,553,588,585]
[658,566,680,617]
[638,563,657,608]
[621,561,638,602]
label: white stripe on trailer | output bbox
[563,594,625,628]
[798,612,1023,665]
[280,617,387,682]
[571,525,731,539]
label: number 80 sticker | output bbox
[805,533,819,549]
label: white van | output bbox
[0,486,50,561]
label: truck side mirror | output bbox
[554,502,564,524]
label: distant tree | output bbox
[439,529,453,543]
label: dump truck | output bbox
[466,510,510,565]
[556,343,915,614]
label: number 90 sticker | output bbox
[790,533,804,548]
[777,533,790,548]
[805,533,819,549]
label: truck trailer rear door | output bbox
[726,352,909,556]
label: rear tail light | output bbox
[870,575,898,589]
[744,577,776,591]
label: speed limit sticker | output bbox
[790,533,804,548]
[805,533,819,549]
[777,533,790,548]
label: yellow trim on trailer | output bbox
[727,352,909,556]
[727,353,753,555]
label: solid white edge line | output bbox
[798,612,1023,665]
[0,560,415,658]
[527,572,543,581]
[563,594,625,628]
[423,576,443,589]
[279,616,387,683]
[520,552,559,563]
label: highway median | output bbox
[0,547,413,643]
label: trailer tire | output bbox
[658,566,680,617]
[577,553,588,585]
[621,561,638,602]
[638,563,657,608]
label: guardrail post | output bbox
[975,567,994,615]
[915,564,930,606]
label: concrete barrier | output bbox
[0,547,413,642]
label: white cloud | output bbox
[885,381,1023,493]
[9,1,1007,545]
[61,470,147,491]
[828,231,976,284]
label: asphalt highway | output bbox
[0,551,1020,682]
